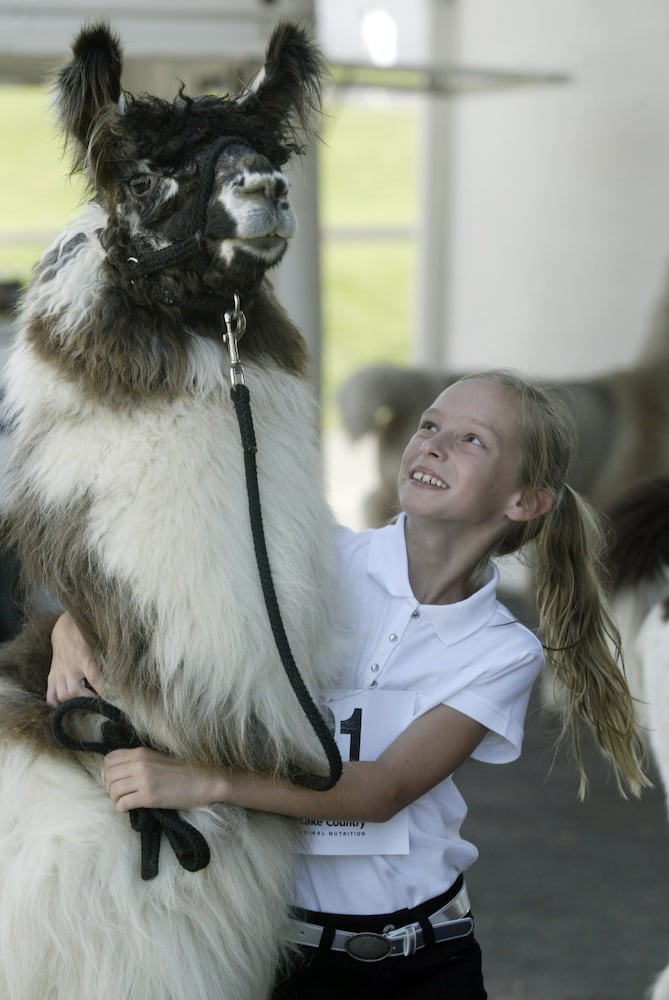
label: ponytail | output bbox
[532,486,648,798]
[457,369,649,799]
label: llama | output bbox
[605,477,669,1000]
[0,21,343,1000]
[337,273,669,527]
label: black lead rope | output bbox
[230,382,343,791]
[49,375,341,883]
[51,697,210,880]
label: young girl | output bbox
[48,370,647,1000]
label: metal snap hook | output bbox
[223,293,247,340]
[223,293,247,386]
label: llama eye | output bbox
[127,174,155,196]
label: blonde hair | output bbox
[456,369,648,798]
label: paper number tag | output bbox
[298,688,416,856]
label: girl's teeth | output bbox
[413,471,446,489]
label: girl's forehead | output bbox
[425,380,522,445]
[430,379,516,414]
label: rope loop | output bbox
[51,697,210,880]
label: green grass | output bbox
[319,97,418,423]
[321,239,413,411]
[0,84,86,276]
[0,87,418,424]
[319,99,418,227]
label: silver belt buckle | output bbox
[344,931,393,963]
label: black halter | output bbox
[116,135,252,279]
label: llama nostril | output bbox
[272,176,289,200]
[234,174,289,203]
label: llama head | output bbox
[52,21,324,309]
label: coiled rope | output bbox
[51,696,210,880]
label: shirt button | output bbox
[389,633,398,642]
[371,663,380,672]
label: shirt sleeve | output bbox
[444,633,544,763]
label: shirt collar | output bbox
[367,513,502,645]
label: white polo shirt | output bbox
[294,515,543,914]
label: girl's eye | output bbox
[419,420,437,432]
[127,174,155,196]
[465,434,484,447]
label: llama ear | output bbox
[54,22,123,151]
[235,21,325,147]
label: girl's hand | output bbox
[103,747,227,812]
[46,611,103,707]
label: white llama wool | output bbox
[0,21,342,1000]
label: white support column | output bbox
[271,147,323,393]
[415,0,461,369]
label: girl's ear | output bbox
[506,485,554,523]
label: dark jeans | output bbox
[273,880,487,1000]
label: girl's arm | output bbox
[46,611,103,707]
[52,608,489,820]
[103,706,487,822]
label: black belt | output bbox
[289,882,473,962]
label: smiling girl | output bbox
[49,369,647,999]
